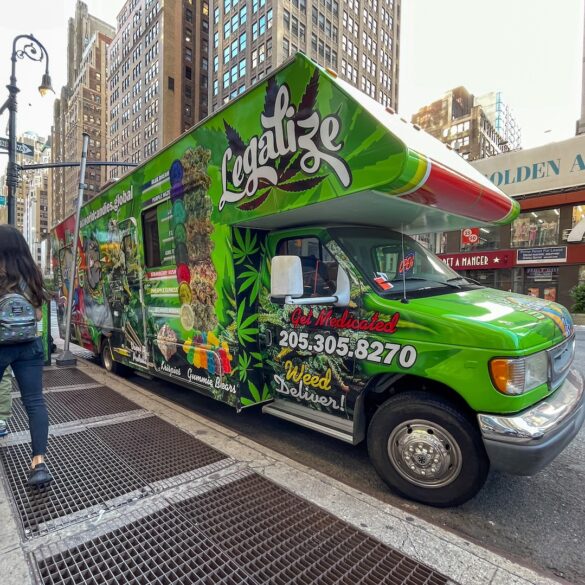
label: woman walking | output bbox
[0,225,52,487]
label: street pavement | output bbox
[43,311,584,584]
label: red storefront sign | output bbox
[438,250,515,270]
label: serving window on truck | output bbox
[142,200,176,268]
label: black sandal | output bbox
[28,463,53,487]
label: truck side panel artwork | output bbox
[52,54,584,507]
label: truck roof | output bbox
[62,53,519,236]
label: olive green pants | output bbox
[0,366,12,419]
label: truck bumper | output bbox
[477,368,585,475]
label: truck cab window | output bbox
[142,207,161,268]
[276,237,339,297]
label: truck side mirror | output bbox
[271,256,304,299]
[334,266,350,307]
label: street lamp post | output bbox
[0,34,53,226]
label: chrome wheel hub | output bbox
[388,420,462,488]
[103,346,113,370]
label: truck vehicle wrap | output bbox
[52,54,584,506]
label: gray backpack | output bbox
[0,293,38,344]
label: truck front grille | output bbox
[548,335,575,390]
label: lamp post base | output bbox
[55,350,77,366]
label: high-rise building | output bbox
[411,87,521,161]
[0,132,51,272]
[107,0,210,179]
[210,0,400,113]
[474,92,521,152]
[51,1,114,225]
[577,2,585,135]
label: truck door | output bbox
[259,233,359,442]
[107,217,149,369]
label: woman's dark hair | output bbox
[0,225,49,307]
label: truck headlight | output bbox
[489,351,549,395]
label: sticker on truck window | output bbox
[374,272,393,291]
[399,252,415,274]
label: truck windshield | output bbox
[331,227,480,297]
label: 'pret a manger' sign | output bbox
[438,251,515,270]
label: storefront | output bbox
[430,134,585,309]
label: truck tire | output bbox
[367,391,489,507]
[100,340,128,377]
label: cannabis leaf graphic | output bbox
[296,68,319,120]
[277,176,325,192]
[224,120,246,155]
[237,263,262,304]
[231,70,327,211]
[262,76,280,118]
[236,300,259,344]
[232,228,259,264]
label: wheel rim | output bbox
[387,419,463,488]
[102,345,113,371]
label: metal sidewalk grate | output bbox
[174,474,449,585]
[92,416,228,484]
[1,416,229,538]
[42,368,96,389]
[34,505,257,585]
[0,431,148,537]
[5,387,142,433]
[31,472,449,585]
[47,386,142,420]
[6,394,77,433]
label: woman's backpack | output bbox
[0,293,38,344]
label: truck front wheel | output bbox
[367,391,489,507]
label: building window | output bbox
[185,66,192,80]
[572,205,585,233]
[511,209,560,248]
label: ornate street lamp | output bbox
[0,34,53,225]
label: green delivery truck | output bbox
[52,54,584,506]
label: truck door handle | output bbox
[259,329,273,347]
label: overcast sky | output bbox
[0,0,582,150]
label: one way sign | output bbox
[0,137,34,157]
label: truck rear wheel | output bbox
[100,340,128,377]
[367,391,489,507]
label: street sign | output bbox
[0,137,34,157]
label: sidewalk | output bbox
[0,358,563,585]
